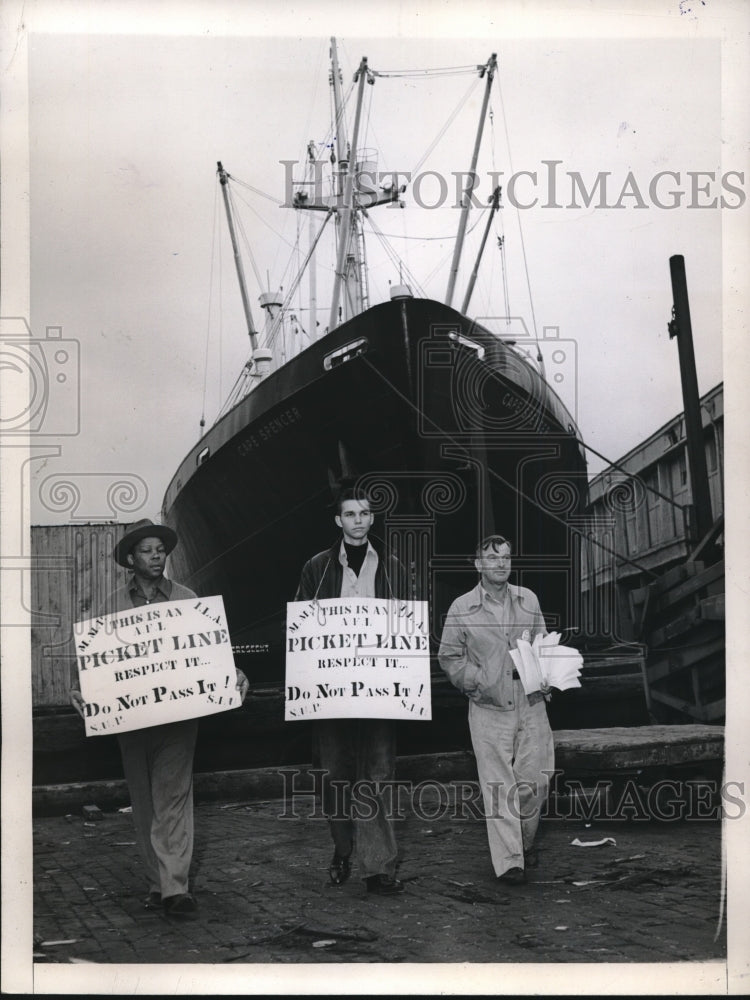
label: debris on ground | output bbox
[570,836,616,848]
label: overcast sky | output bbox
[11,4,742,529]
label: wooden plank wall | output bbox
[31,524,129,707]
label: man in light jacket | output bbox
[438,534,553,885]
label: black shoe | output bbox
[524,846,539,868]
[497,866,526,885]
[328,853,351,886]
[365,874,404,896]
[163,893,197,918]
[143,891,162,910]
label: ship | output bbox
[160,39,590,731]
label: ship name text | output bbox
[237,406,302,457]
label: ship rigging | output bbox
[206,40,541,426]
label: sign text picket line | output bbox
[285,597,432,721]
[74,596,240,735]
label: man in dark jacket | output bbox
[294,488,407,896]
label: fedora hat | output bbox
[114,518,178,567]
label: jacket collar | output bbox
[465,581,519,610]
[128,573,171,600]
[326,532,385,560]
[338,538,376,562]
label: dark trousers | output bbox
[313,718,399,879]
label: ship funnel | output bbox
[253,348,273,379]
[259,290,283,337]
[390,284,413,301]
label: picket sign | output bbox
[74,596,240,736]
[285,597,432,721]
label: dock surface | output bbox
[31,787,725,979]
[18,723,740,992]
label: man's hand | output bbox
[70,688,86,720]
[235,669,249,703]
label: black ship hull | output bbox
[162,297,588,689]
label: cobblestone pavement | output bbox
[31,783,727,976]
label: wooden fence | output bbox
[31,524,130,707]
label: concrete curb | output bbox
[32,750,478,816]
[32,724,724,815]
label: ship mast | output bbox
[328,42,372,332]
[329,39,349,199]
[307,141,318,336]
[217,161,258,352]
[290,40,402,331]
[445,54,497,309]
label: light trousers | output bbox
[468,685,554,876]
[117,718,199,898]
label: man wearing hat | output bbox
[71,518,248,919]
